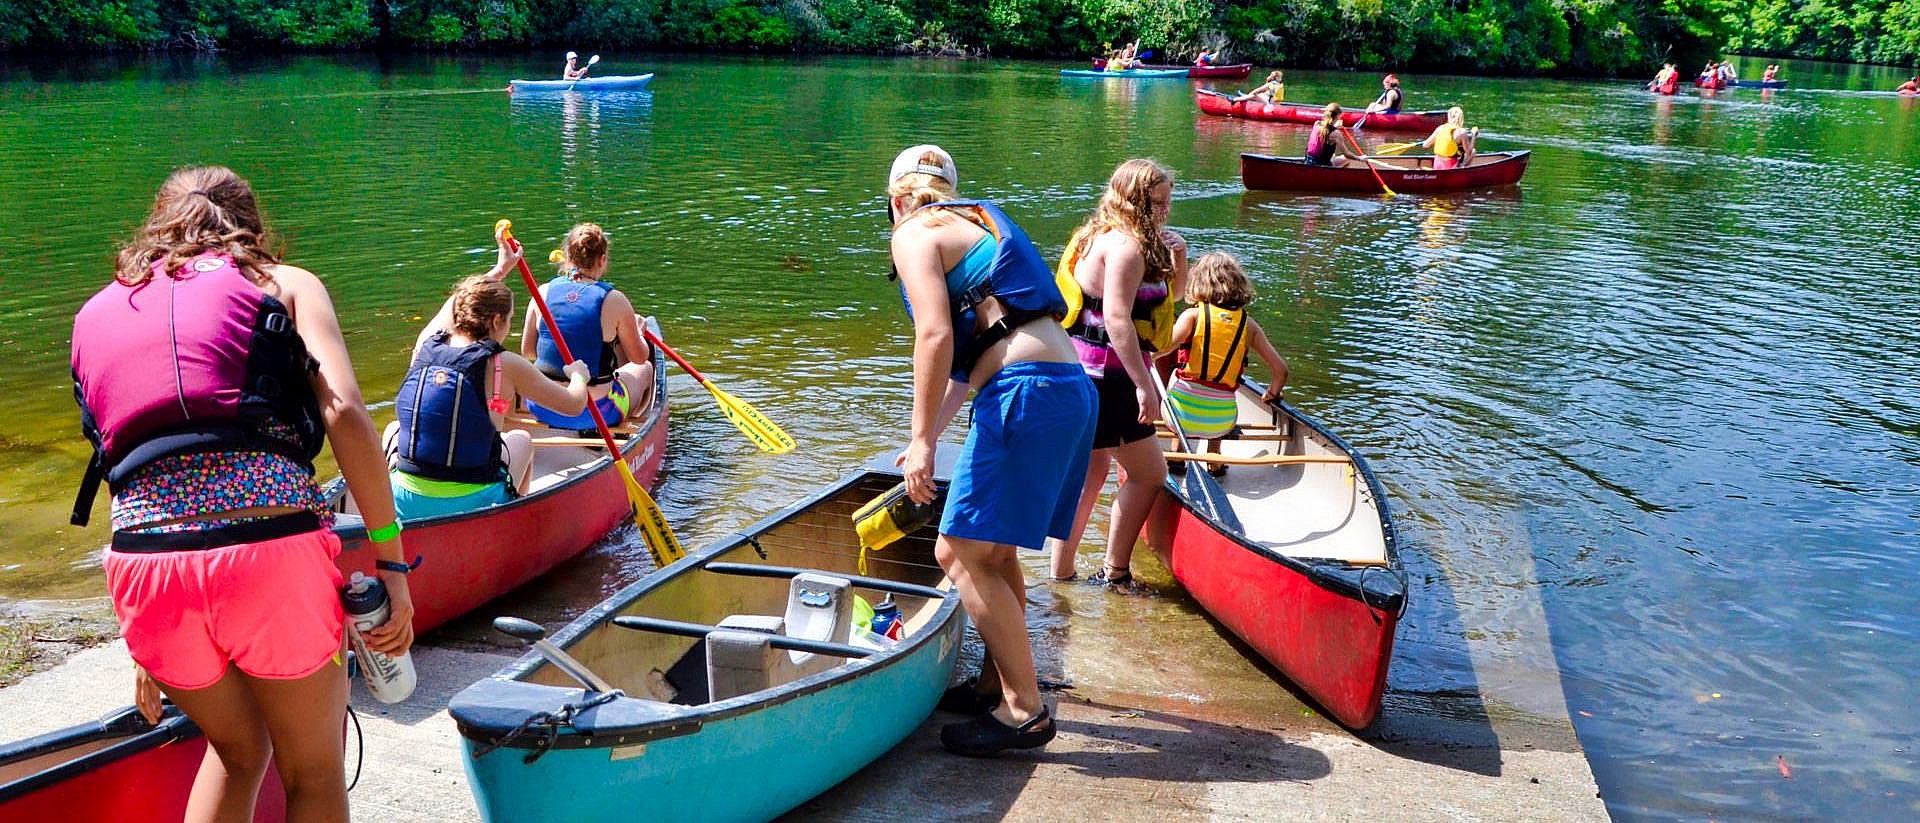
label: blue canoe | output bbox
[1061,68,1190,79]
[450,461,963,823]
[508,73,654,93]
[1732,79,1787,89]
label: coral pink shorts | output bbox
[104,528,347,690]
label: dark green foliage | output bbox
[1728,0,1920,66]
[0,0,1806,76]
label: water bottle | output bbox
[341,572,417,703]
[871,597,903,641]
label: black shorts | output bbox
[1092,367,1157,449]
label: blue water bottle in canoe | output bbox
[871,597,903,641]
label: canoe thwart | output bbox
[1162,451,1353,466]
[702,562,949,600]
[611,616,872,660]
[1156,430,1290,442]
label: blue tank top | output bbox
[535,277,618,383]
[393,331,506,484]
[898,200,1067,381]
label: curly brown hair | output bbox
[1067,159,1173,284]
[450,275,514,339]
[114,166,280,286]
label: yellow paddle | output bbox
[1373,141,1420,156]
[500,219,685,567]
[545,250,794,454]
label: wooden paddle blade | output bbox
[622,468,685,566]
[705,383,796,453]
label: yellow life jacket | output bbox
[1054,232,1178,352]
[1429,123,1460,158]
[1176,303,1250,389]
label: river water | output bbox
[1,53,1915,819]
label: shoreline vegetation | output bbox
[1,1,1910,77]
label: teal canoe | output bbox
[508,73,654,93]
[450,460,962,823]
[1060,68,1190,79]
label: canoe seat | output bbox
[704,574,853,701]
[783,573,853,677]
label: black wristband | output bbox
[375,556,422,575]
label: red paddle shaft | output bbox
[641,329,706,384]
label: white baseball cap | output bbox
[888,145,956,187]
[566,51,578,60]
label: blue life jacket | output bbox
[897,200,1067,381]
[393,331,507,484]
[535,276,619,384]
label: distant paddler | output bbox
[1305,103,1358,167]
[520,223,659,430]
[1364,73,1403,114]
[1233,70,1284,104]
[1107,39,1141,71]
[561,51,594,80]
[1193,47,1219,68]
[1762,64,1780,83]
[1421,106,1478,170]
[1898,76,1920,95]
[1648,63,1679,92]
[384,227,592,520]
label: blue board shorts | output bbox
[941,360,1097,550]
[527,379,630,429]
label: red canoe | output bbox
[1196,92,1448,131]
[1091,58,1252,79]
[1149,384,1404,729]
[328,343,670,633]
[1241,150,1530,194]
[0,706,287,822]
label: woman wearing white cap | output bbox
[886,144,1095,756]
[562,52,590,81]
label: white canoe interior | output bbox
[1162,386,1388,566]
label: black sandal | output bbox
[940,706,1056,757]
[937,677,1002,715]
[1086,565,1134,588]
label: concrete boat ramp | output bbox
[0,597,1605,822]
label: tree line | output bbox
[0,1,1913,75]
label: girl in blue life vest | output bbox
[519,223,659,430]
[887,145,1095,757]
[1164,252,1289,474]
[383,228,592,520]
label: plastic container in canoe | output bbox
[509,73,654,93]
[1060,68,1190,79]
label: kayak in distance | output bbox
[1148,382,1403,729]
[1062,67,1190,79]
[329,337,669,634]
[0,706,287,822]
[1196,92,1449,131]
[509,73,654,93]
[1090,58,1251,79]
[1733,79,1788,89]
[1240,151,1532,195]
[451,460,963,823]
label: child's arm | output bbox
[1169,307,1200,349]
[1245,319,1289,400]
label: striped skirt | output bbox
[1166,376,1237,439]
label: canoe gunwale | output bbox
[0,707,194,803]
[450,466,964,752]
[1161,379,1406,615]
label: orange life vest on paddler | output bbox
[1176,303,1251,390]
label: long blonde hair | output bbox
[1068,158,1173,283]
[115,166,280,286]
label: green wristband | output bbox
[367,520,403,543]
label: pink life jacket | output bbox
[69,253,324,526]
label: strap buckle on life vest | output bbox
[70,451,106,527]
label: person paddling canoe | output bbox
[1649,63,1678,92]
[519,223,659,430]
[1421,106,1479,170]
[562,51,590,80]
[1365,74,1402,114]
[1194,47,1218,67]
[1762,64,1780,83]
[1898,76,1920,94]
[384,229,592,520]
[1305,104,1357,167]
[1234,70,1284,104]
